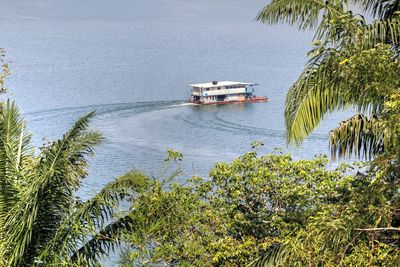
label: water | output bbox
[1,0,352,264]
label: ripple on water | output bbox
[24,100,331,200]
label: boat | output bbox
[189,81,269,105]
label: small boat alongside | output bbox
[189,81,268,105]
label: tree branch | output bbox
[355,227,400,232]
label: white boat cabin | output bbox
[189,81,257,104]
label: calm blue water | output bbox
[2,0,352,191]
[2,0,352,263]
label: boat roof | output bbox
[189,81,256,88]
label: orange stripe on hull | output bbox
[190,96,269,105]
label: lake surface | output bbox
[1,0,355,263]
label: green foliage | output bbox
[119,144,400,266]
[258,0,400,159]
[120,150,361,266]
[254,3,400,264]
[328,44,400,159]
[0,48,10,94]
[199,152,356,265]
[248,165,400,266]
[2,1,400,265]
[358,0,400,19]
[256,0,331,31]
[120,158,222,266]
[0,100,143,266]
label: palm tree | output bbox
[0,100,147,266]
[257,0,400,159]
[361,0,400,19]
[251,1,400,266]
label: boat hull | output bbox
[190,96,269,105]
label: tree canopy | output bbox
[119,150,400,266]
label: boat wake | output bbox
[24,100,189,121]
[177,111,327,141]
[169,102,198,107]
[23,100,326,143]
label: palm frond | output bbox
[285,41,396,146]
[312,11,400,51]
[248,244,289,267]
[362,17,400,47]
[258,1,400,150]
[0,101,32,249]
[329,114,384,160]
[285,48,347,144]
[70,215,134,265]
[256,0,340,31]
[38,171,148,264]
[2,112,102,266]
[355,0,400,19]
